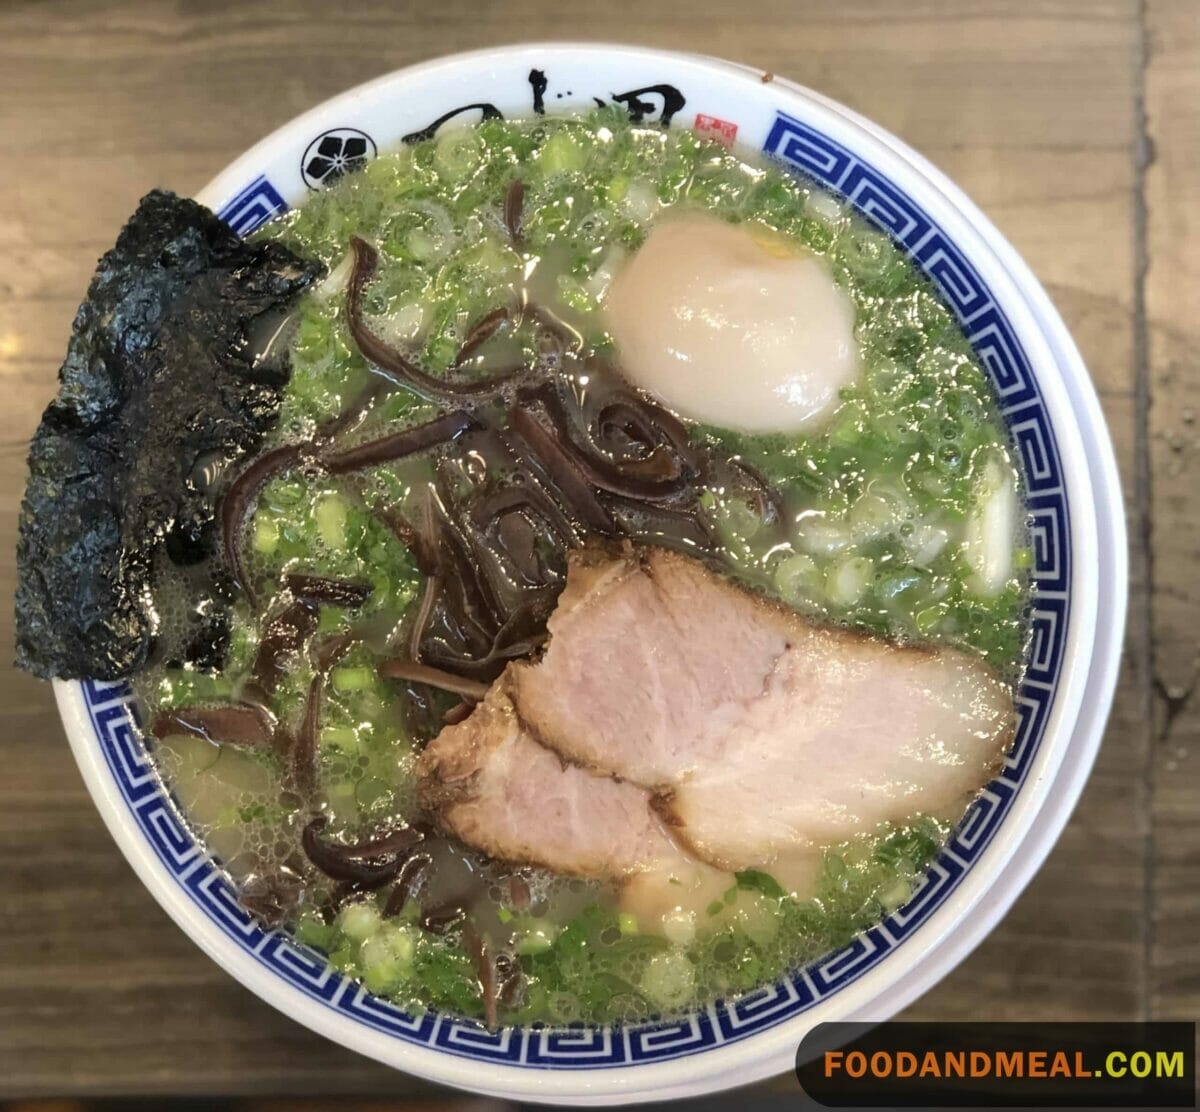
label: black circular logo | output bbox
[301,127,377,190]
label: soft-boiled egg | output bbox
[604,213,860,433]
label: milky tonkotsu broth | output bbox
[139,110,1030,1027]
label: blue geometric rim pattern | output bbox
[216,176,288,236]
[86,109,1071,1069]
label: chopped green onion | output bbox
[319,725,360,751]
[339,901,382,942]
[315,492,349,549]
[253,516,279,554]
[735,869,785,899]
[332,666,375,693]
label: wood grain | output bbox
[1145,0,1200,1025]
[0,0,1186,1098]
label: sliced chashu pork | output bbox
[418,678,694,879]
[418,675,734,930]
[509,546,1015,871]
[418,545,1014,886]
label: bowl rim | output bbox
[52,42,1127,1104]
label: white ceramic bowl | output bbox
[54,43,1126,1105]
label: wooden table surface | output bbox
[1,0,1196,1100]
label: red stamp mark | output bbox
[693,114,739,148]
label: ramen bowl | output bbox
[54,42,1126,1105]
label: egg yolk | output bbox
[604,213,860,433]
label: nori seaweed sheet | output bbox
[15,189,322,679]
